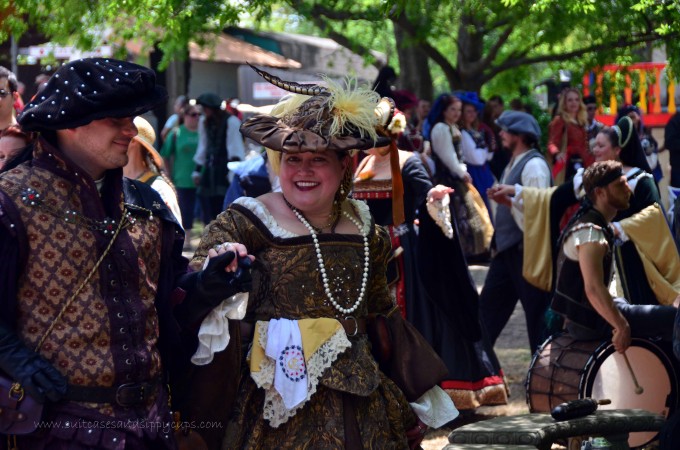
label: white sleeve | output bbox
[460,130,489,166]
[163,114,179,130]
[193,116,208,166]
[511,158,550,230]
[431,123,467,178]
[227,115,245,161]
[573,167,585,199]
[149,178,183,227]
[520,157,552,189]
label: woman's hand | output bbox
[555,151,567,164]
[463,172,473,184]
[207,242,255,272]
[428,184,454,201]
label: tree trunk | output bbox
[453,13,486,93]
[393,22,434,102]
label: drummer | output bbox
[551,161,676,353]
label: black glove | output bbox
[176,251,253,326]
[0,324,68,403]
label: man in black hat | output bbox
[480,110,553,353]
[0,58,251,449]
[192,92,245,225]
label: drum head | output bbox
[585,338,679,448]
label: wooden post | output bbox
[669,79,676,114]
[624,73,632,105]
[653,68,662,114]
[609,71,617,115]
[639,71,647,113]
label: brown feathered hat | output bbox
[240,65,394,153]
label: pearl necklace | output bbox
[288,202,370,315]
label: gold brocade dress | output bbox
[189,197,417,449]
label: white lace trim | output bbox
[425,193,453,239]
[250,320,352,428]
[234,197,297,238]
[234,197,372,238]
[191,293,249,365]
[410,386,459,428]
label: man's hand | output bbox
[487,184,515,208]
[612,322,631,353]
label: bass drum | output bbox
[526,333,679,448]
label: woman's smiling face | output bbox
[279,151,348,213]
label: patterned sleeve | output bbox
[364,224,397,315]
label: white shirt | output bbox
[502,150,551,230]
[193,115,246,166]
[460,129,490,166]
[430,122,467,178]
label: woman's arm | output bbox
[460,129,489,166]
[430,123,467,179]
[547,116,565,156]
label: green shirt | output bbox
[160,125,199,189]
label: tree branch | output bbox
[308,15,383,68]
[480,25,513,68]
[485,32,675,81]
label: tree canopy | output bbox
[2,0,678,99]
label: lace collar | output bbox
[233,196,372,238]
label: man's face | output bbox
[603,176,632,211]
[489,100,504,119]
[499,129,520,151]
[0,77,18,123]
[416,100,431,120]
[62,117,137,179]
[586,103,597,122]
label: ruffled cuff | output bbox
[409,385,459,428]
[512,184,524,212]
[610,222,629,243]
[425,193,454,239]
[190,292,249,365]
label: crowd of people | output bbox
[0,58,679,449]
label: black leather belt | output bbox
[66,379,161,407]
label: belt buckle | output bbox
[344,316,358,337]
[115,382,145,407]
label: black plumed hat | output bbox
[18,58,167,131]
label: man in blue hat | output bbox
[0,58,251,449]
[479,110,553,353]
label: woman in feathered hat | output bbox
[354,110,508,411]
[184,67,458,449]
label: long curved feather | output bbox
[248,63,327,96]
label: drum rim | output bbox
[583,337,679,412]
[583,337,680,449]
